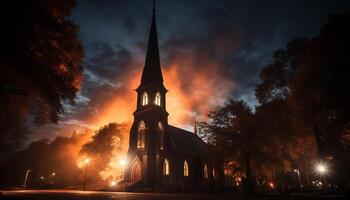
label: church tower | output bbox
[126,0,168,187]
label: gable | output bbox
[166,125,208,156]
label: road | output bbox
[0,189,343,200]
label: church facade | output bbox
[124,4,216,191]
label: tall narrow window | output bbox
[163,159,169,175]
[137,121,146,148]
[141,92,148,106]
[204,164,208,178]
[158,122,164,150]
[212,168,216,179]
[184,160,189,177]
[154,92,161,106]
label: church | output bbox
[124,2,216,191]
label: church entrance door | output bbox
[131,160,141,182]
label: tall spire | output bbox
[140,0,163,86]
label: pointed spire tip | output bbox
[152,0,155,12]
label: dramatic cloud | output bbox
[30,0,350,142]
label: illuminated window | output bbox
[154,92,161,106]
[204,164,208,178]
[158,122,164,149]
[163,159,169,175]
[141,92,148,106]
[137,121,146,148]
[212,168,216,179]
[184,160,189,177]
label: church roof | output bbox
[167,125,208,156]
[140,5,164,87]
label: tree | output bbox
[255,99,317,186]
[256,12,350,186]
[79,123,125,182]
[0,0,84,157]
[0,130,93,187]
[201,100,258,193]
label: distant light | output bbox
[110,181,116,186]
[269,182,274,188]
[119,159,127,167]
[52,172,56,176]
[315,162,328,175]
[40,176,44,180]
[84,158,90,164]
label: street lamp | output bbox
[118,159,127,180]
[23,169,31,188]
[110,180,116,191]
[51,172,56,185]
[82,158,90,191]
[40,176,45,187]
[315,162,328,175]
[316,163,328,175]
[294,169,302,188]
[314,161,329,188]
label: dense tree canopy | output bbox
[198,12,350,191]
[255,12,350,186]
[199,100,261,192]
[79,123,126,182]
[256,12,350,158]
[0,130,92,187]
[0,0,84,158]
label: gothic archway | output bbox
[131,160,142,182]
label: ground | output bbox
[0,190,345,200]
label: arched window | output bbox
[163,159,169,175]
[204,164,208,178]
[184,160,189,177]
[154,92,161,106]
[158,122,164,150]
[141,92,148,106]
[137,121,146,148]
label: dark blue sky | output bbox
[70,0,349,103]
[33,0,350,139]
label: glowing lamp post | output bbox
[110,180,116,191]
[51,172,56,185]
[294,169,302,188]
[118,159,127,180]
[82,158,90,191]
[315,163,328,175]
[314,162,329,188]
[23,169,31,188]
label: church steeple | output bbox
[140,0,163,86]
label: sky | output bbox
[31,0,350,140]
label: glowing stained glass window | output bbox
[184,160,189,177]
[141,92,148,106]
[154,92,161,106]
[163,159,170,175]
[137,121,146,148]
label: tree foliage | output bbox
[0,130,93,187]
[256,12,350,158]
[200,100,260,191]
[255,12,350,186]
[79,123,125,182]
[0,0,84,157]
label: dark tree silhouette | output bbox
[0,130,92,187]
[255,99,317,187]
[256,12,350,187]
[200,100,258,193]
[0,0,84,157]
